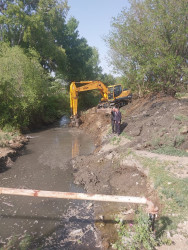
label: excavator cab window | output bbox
[108,87,114,100]
[114,85,122,98]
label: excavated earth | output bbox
[72,93,188,249]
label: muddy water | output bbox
[0,122,101,249]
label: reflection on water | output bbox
[72,136,79,158]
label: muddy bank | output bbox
[72,118,159,248]
[72,148,160,248]
[72,94,188,248]
[72,150,154,198]
[0,133,28,171]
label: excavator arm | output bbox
[70,81,108,117]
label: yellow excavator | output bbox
[70,81,132,125]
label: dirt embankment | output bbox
[0,132,28,171]
[72,94,188,249]
[81,93,188,152]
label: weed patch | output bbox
[175,92,188,99]
[120,131,132,140]
[174,114,188,122]
[152,146,188,157]
[0,234,32,250]
[113,209,158,250]
[0,130,20,148]
[137,156,188,230]
[111,136,121,145]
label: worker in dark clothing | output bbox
[111,107,116,133]
[115,107,121,135]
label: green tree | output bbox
[85,47,103,80]
[0,43,67,128]
[0,0,107,126]
[63,17,101,81]
[0,0,68,73]
[99,73,116,86]
[0,1,103,81]
[106,0,188,96]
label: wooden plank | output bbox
[0,187,158,214]
[0,187,146,204]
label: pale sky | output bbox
[67,0,129,75]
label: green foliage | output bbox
[113,210,157,250]
[175,92,188,99]
[106,0,188,95]
[0,0,68,73]
[42,92,70,124]
[0,44,40,127]
[0,129,20,148]
[130,211,157,250]
[78,90,100,112]
[138,156,188,223]
[19,235,32,250]
[63,17,103,81]
[0,234,32,250]
[150,133,187,157]
[0,43,69,129]
[0,0,104,81]
[99,73,117,86]
[0,0,123,129]
[174,114,188,122]
[111,136,121,145]
[152,146,188,157]
[174,135,185,147]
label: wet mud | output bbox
[0,125,101,249]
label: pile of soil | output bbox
[79,107,111,146]
[80,93,188,153]
[122,93,188,151]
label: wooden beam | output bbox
[0,187,158,214]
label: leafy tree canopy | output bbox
[106,0,188,95]
[0,0,105,81]
[0,0,68,73]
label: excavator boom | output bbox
[70,80,132,126]
[70,81,108,117]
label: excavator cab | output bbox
[107,85,132,106]
[108,85,122,101]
